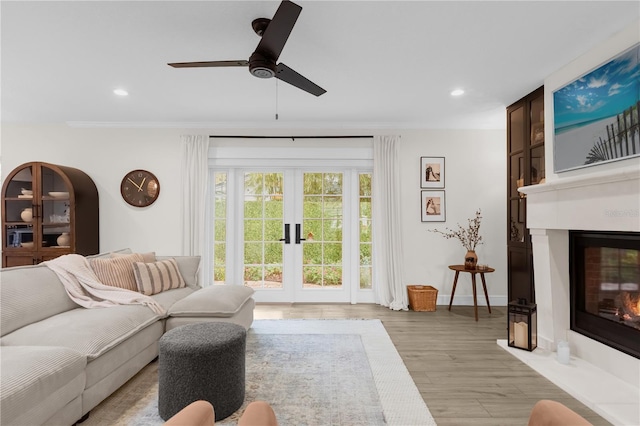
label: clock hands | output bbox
[127,177,144,192]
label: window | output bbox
[359,173,372,289]
[213,172,227,285]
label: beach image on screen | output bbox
[553,43,639,172]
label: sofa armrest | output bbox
[168,285,254,318]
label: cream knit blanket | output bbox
[45,254,166,315]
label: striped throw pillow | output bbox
[89,253,144,291]
[133,259,186,295]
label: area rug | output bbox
[82,319,436,425]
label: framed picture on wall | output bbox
[420,157,445,188]
[421,190,446,222]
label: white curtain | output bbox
[372,135,408,310]
[180,135,209,263]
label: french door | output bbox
[243,168,351,302]
[209,142,373,304]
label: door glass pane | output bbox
[302,172,343,288]
[213,172,227,284]
[359,173,372,289]
[510,154,524,197]
[530,146,545,185]
[41,166,70,249]
[530,96,545,145]
[510,199,526,243]
[509,106,524,153]
[243,172,283,289]
[4,166,34,249]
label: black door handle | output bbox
[295,224,306,244]
[279,224,290,244]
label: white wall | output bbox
[1,125,185,255]
[1,125,507,303]
[399,130,507,306]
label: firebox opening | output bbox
[570,230,640,360]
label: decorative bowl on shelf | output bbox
[20,242,34,248]
[48,191,69,198]
[21,188,33,195]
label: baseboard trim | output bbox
[437,295,508,306]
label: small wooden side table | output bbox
[448,265,495,321]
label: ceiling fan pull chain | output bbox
[275,79,279,120]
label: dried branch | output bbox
[430,209,483,251]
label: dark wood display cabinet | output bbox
[507,86,544,304]
[2,162,99,267]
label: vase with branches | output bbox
[430,209,483,269]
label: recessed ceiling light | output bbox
[113,88,129,96]
[451,89,465,97]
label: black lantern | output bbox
[508,299,537,351]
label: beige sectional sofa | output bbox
[0,252,255,426]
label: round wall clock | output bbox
[120,170,160,207]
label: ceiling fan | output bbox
[168,0,326,97]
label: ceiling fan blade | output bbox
[275,63,326,96]
[256,0,302,61]
[168,60,249,68]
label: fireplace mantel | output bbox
[519,165,640,233]
[520,167,640,195]
[516,161,640,392]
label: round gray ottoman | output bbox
[158,322,246,421]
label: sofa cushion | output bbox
[156,256,201,289]
[1,305,162,360]
[0,264,79,337]
[0,346,86,426]
[86,248,132,259]
[168,285,255,318]
[133,258,186,295]
[89,253,144,291]
[151,287,196,311]
[112,251,156,263]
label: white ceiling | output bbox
[1,1,639,130]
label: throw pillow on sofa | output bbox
[89,253,144,291]
[111,251,156,263]
[133,259,186,295]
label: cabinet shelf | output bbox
[2,162,99,267]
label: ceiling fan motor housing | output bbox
[249,51,276,79]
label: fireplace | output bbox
[570,231,640,359]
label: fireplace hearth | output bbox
[570,231,640,359]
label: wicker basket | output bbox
[407,285,438,312]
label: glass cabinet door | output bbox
[40,165,71,249]
[3,165,35,250]
[529,96,545,185]
[530,146,545,185]
[508,105,525,153]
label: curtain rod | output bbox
[209,135,373,139]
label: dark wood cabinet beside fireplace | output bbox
[507,86,544,304]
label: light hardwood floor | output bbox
[254,303,611,426]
